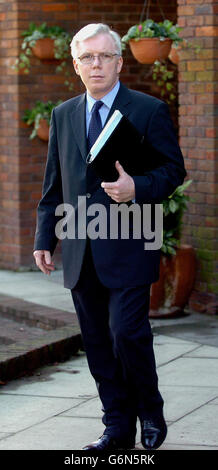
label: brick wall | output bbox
[178,0,218,312]
[0,0,178,270]
[0,0,20,268]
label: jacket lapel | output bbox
[70,93,88,162]
[104,82,132,125]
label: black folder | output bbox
[86,110,145,181]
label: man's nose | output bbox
[92,56,102,66]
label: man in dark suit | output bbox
[33,23,186,451]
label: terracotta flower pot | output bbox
[129,38,172,64]
[149,244,196,318]
[37,119,49,141]
[168,45,181,65]
[32,38,55,60]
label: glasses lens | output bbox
[80,54,92,64]
[101,53,113,62]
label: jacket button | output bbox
[86,193,91,198]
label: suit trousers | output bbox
[71,239,164,440]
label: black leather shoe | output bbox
[140,416,167,450]
[82,434,135,451]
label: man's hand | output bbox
[101,161,135,203]
[33,250,55,275]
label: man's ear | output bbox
[73,59,80,76]
[117,55,123,74]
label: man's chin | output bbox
[88,85,107,98]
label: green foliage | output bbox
[13,22,73,91]
[152,60,176,104]
[122,19,183,48]
[22,100,62,139]
[162,179,192,255]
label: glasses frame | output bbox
[77,52,119,65]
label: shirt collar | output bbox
[86,80,120,113]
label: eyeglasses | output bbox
[77,52,119,65]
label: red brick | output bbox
[187,127,204,137]
[187,105,204,115]
[204,16,214,26]
[196,70,215,81]
[187,149,205,159]
[15,3,41,11]
[196,27,218,37]
[186,0,206,4]
[206,150,217,160]
[196,116,214,127]
[178,17,186,27]
[178,5,195,15]
[187,60,205,71]
[179,116,196,126]
[183,159,197,170]
[188,83,205,93]
[186,16,204,27]
[179,71,196,82]
[42,3,74,12]
[196,94,214,104]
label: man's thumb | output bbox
[115,160,125,175]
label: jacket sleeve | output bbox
[33,109,63,255]
[132,101,187,204]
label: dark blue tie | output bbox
[87,100,103,151]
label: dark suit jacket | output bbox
[34,82,186,289]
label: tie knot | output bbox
[92,100,103,113]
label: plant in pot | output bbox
[22,100,62,141]
[169,39,202,65]
[122,19,183,64]
[13,22,73,90]
[149,179,197,318]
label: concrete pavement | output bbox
[0,268,218,450]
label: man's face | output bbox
[73,33,123,99]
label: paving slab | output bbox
[0,280,68,299]
[0,269,63,284]
[0,395,85,433]
[55,351,88,368]
[153,339,200,366]
[158,385,218,422]
[24,294,74,312]
[184,344,218,358]
[153,333,200,345]
[60,396,103,419]
[0,416,103,450]
[209,397,218,404]
[166,399,218,447]
[0,270,72,312]
[158,357,218,387]
[153,318,218,347]
[0,433,13,441]
[2,364,98,398]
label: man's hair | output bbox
[70,23,122,58]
